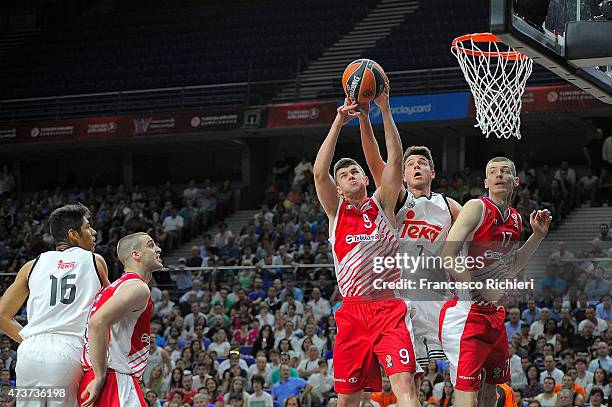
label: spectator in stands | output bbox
[209,328,231,357]
[506,308,524,341]
[297,346,320,379]
[183,180,199,203]
[524,365,544,399]
[578,168,599,205]
[271,364,310,407]
[531,308,552,339]
[574,320,597,354]
[307,359,333,406]
[541,355,565,384]
[585,270,611,305]
[524,299,543,324]
[214,222,233,248]
[162,207,184,251]
[584,128,606,175]
[588,341,612,373]
[509,342,527,389]
[307,288,331,322]
[170,257,193,293]
[293,157,313,185]
[253,325,275,355]
[590,369,610,399]
[596,295,612,321]
[580,306,609,337]
[248,375,274,407]
[535,377,558,406]
[594,223,612,242]
[555,161,577,187]
[585,387,606,407]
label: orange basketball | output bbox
[341,59,386,104]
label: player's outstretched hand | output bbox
[337,97,361,125]
[530,209,552,239]
[81,376,105,407]
[374,76,390,110]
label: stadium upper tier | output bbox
[0,0,560,115]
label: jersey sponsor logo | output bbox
[349,377,359,383]
[400,210,443,242]
[483,250,505,260]
[511,213,519,229]
[458,375,478,381]
[141,333,151,344]
[345,233,384,244]
[334,378,347,383]
[57,260,76,270]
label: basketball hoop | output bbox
[451,33,533,139]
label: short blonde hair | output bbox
[485,157,516,176]
[116,232,149,265]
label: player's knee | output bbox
[337,392,361,407]
[389,372,419,397]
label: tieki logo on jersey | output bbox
[400,210,443,242]
[57,260,76,270]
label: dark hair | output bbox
[543,376,556,385]
[48,203,90,244]
[589,387,605,400]
[333,158,365,182]
[251,375,265,387]
[403,146,434,170]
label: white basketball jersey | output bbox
[20,247,103,340]
[395,190,453,299]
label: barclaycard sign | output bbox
[344,92,469,125]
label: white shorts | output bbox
[410,300,446,368]
[16,334,83,407]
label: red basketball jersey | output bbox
[330,196,400,297]
[82,272,153,380]
[466,197,522,282]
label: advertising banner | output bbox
[267,101,338,128]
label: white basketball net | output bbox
[452,33,533,139]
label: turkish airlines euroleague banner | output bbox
[467,84,608,116]
[0,110,241,144]
[267,101,338,128]
[345,92,470,125]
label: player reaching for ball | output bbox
[79,232,162,407]
[439,157,551,407]
[0,203,110,407]
[358,100,462,368]
[313,78,421,407]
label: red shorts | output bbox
[439,297,510,392]
[78,369,146,407]
[333,297,420,394]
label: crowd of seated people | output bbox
[1,157,611,406]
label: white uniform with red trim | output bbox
[16,247,103,407]
[80,272,152,406]
[395,190,454,367]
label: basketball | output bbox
[341,59,386,104]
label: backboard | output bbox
[490,0,612,103]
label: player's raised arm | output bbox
[440,199,485,281]
[358,102,386,188]
[313,98,360,218]
[80,281,151,407]
[512,209,552,276]
[373,80,403,221]
[0,260,33,343]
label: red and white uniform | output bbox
[440,197,522,392]
[79,272,152,407]
[395,190,454,367]
[331,196,420,393]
